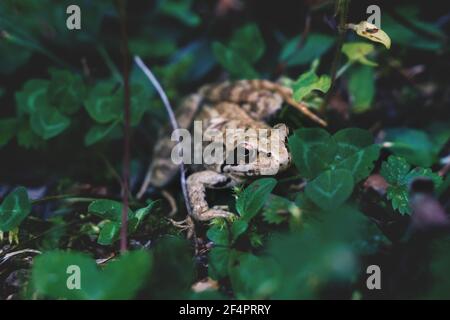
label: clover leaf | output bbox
[32,250,152,299]
[305,169,354,211]
[380,156,442,215]
[0,187,31,232]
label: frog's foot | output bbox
[187,170,237,221]
[169,216,195,239]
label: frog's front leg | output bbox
[187,170,237,221]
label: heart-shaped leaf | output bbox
[47,69,86,115]
[0,187,31,231]
[336,144,381,183]
[15,79,50,115]
[236,178,277,221]
[305,169,354,210]
[88,199,132,221]
[84,81,122,124]
[288,128,337,179]
[30,105,71,140]
[32,250,152,299]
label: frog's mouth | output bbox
[221,160,281,176]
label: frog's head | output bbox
[221,123,291,176]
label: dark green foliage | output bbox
[0,0,448,301]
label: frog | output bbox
[137,79,326,221]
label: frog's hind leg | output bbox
[186,170,237,221]
[137,93,202,199]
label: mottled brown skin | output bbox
[138,80,325,221]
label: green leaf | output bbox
[385,128,436,167]
[281,33,335,66]
[383,8,445,51]
[386,185,410,215]
[147,237,194,299]
[305,169,354,210]
[17,121,44,149]
[0,40,32,75]
[231,219,249,242]
[229,253,281,299]
[333,128,373,159]
[288,128,337,179]
[133,201,157,223]
[15,79,50,115]
[212,42,258,79]
[209,247,231,280]
[380,156,411,185]
[292,67,331,102]
[130,84,151,126]
[88,199,132,221]
[0,118,17,147]
[289,128,378,183]
[32,250,152,299]
[342,42,378,67]
[380,155,443,215]
[84,81,122,124]
[348,65,375,113]
[267,206,364,299]
[406,167,442,189]
[30,105,71,139]
[207,224,229,246]
[0,187,31,231]
[158,0,200,27]
[97,221,120,245]
[263,195,292,225]
[84,121,119,146]
[336,144,381,183]
[47,69,86,115]
[236,178,277,221]
[229,23,265,64]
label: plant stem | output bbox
[320,0,351,111]
[335,60,354,79]
[118,0,131,254]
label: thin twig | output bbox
[134,56,193,217]
[118,0,131,253]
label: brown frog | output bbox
[138,80,326,221]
